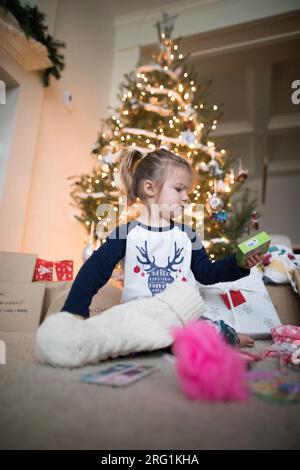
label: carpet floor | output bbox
[0,332,300,450]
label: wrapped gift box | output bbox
[237,231,271,267]
[0,252,72,332]
[198,266,281,339]
[34,258,54,281]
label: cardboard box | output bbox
[266,284,300,325]
[43,279,122,321]
[0,282,45,332]
[0,251,37,283]
[38,280,72,324]
[237,231,271,267]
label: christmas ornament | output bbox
[250,211,259,231]
[130,98,140,110]
[236,169,248,182]
[236,159,248,182]
[82,241,94,263]
[90,142,99,154]
[208,158,220,176]
[207,194,224,212]
[181,131,196,146]
[82,222,95,262]
[212,210,228,223]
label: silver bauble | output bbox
[207,195,224,212]
[208,159,220,176]
[82,241,94,263]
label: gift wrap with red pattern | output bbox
[34,259,54,281]
[55,260,73,281]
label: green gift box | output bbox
[237,231,271,267]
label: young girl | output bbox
[62,148,261,348]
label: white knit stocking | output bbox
[35,282,204,368]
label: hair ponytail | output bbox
[119,148,143,204]
[119,146,194,209]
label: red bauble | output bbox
[134,265,140,273]
[182,276,187,282]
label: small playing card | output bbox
[79,363,158,387]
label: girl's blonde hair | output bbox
[119,147,195,205]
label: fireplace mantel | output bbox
[0,10,52,72]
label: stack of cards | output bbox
[79,363,158,387]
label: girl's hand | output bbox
[245,254,262,269]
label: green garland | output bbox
[0,0,65,86]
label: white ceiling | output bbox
[107,0,185,17]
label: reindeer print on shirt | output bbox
[133,240,186,295]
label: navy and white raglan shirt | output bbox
[62,220,250,318]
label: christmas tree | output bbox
[69,13,258,261]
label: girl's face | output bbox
[155,166,192,219]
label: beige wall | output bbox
[0,51,45,252]
[20,0,114,274]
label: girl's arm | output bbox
[62,227,126,318]
[190,231,250,285]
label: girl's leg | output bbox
[201,316,255,347]
[204,317,240,346]
[161,317,254,355]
